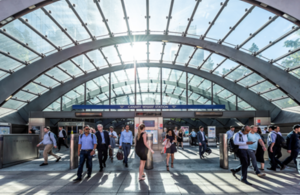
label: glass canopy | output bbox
[0,0,299,111]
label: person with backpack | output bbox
[267,125,285,171]
[36,126,61,166]
[73,125,97,181]
[230,125,254,185]
[282,124,300,169]
[58,126,69,151]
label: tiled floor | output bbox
[0,147,299,194]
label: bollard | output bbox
[145,133,153,170]
[70,134,79,169]
[219,133,228,169]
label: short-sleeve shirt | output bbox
[79,134,97,150]
[247,132,261,150]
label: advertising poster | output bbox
[0,126,10,134]
[145,130,158,144]
[208,126,216,138]
[181,126,189,136]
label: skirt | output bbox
[136,148,148,161]
[177,138,183,143]
[256,145,265,163]
[166,144,177,154]
[110,138,116,148]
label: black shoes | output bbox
[86,175,91,179]
[99,168,103,172]
[56,157,61,162]
[125,163,128,167]
[40,163,48,166]
[267,168,276,171]
[230,169,236,177]
[280,165,286,170]
[73,178,82,182]
[241,180,252,186]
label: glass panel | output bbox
[238,97,254,110]
[4,19,55,54]
[86,50,108,68]
[226,66,251,81]
[262,89,287,100]
[176,45,194,65]
[213,59,239,76]
[290,68,300,79]
[238,73,264,87]
[149,0,170,34]
[13,91,37,101]
[45,1,90,41]
[187,0,223,37]
[189,49,205,68]
[100,0,127,35]
[34,74,58,88]
[102,46,120,65]
[125,0,146,33]
[188,75,203,87]
[24,9,72,48]
[207,0,252,40]
[62,85,85,111]
[72,54,96,72]
[118,43,134,63]
[163,43,178,63]
[0,54,24,71]
[201,53,225,72]
[249,81,275,93]
[2,99,26,110]
[0,34,39,62]
[46,67,71,82]
[58,61,83,77]
[44,98,61,111]
[198,80,211,90]
[273,98,297,108]
[23,82,48,95]
[149,42,163,61]
[0,71,9,81]
[169,0,196,34]
[132,42,147,61]
[225,7,275,46]
[276,48,300,70]
[70,0,108,37]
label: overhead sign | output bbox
[75,112,102,117]
[195,111,223,116]
[73,105,225,110]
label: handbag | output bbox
[116,149,124,160]
[109,148,113,157]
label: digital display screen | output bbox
[75,112,102,117]
[143,120,155,127]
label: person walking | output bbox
[73,126,97,181]
[247,126,266,177]
[135,124,154,181]
[226,126,235,140]
[230,126,254,185]
[119,125,133,167]
[57,126,69,152]
[95,124,110,172]
[189,129,197,146]
[282,124,300,169]
[256,127,266,170]
[165,129,177,171]
[37,126,61,166]
[109,126,118,162]
[177,129,184,150]
[267,125,285,171]
[197,126,207,159]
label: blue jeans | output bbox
[122,143,131,163]
[199,141,207,156]
[77,150,93,179]
[247,149,260,174]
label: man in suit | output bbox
[282,124,300,169]
[197,126,207,159]
[58,126,69,151]
[95,124,110,172]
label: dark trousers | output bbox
[283,150,299,166]
[199,141,207,156]
[191,137,197,145]
[233,149,250,181]
[58,138,69,150]
[122,143,131,163]
[97,144,108,168]
[77,150,93,179]
[268,146,283,169]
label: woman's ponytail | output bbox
[137,123,146,140]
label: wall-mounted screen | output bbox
[143,120,155,127]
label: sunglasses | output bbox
[85,128,90,130]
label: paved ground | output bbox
[0,146,299,194]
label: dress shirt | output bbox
[226,130,234,140]
[109,131,118,137]
[267,131,277,146]
[79,133,97,150]
[201,131,205,141]
[58,129,65,138]
[39,132,57,146]
[119,130,133,146]
[191,131,196,137]
[233,131,248,149]
[100,131,105,144]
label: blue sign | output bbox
[72,105,225,110]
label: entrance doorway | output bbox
[134,117,163,151]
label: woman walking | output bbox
[109,126,117,162]
[256,127,266,170]
[177,129,184,150]
[166,129,177,171]
[135,124,154,181]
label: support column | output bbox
[160,67,163,111]
[211,82,213,111]
[186,72,188,111]
[109,72,111,111]
[84,82,86,111]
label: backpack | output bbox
[48,132,58,144]
[229,132,242,154]
[275,133,287,149]
[80,133,94,139]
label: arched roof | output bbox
[1,0,300,118]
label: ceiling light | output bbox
[260,3,268,7]
[28,5,36,10]
[162,40,168,43]
[283,14,297,22]
[196,46,202,49]
[5,95,12,101]
[5,16,14,22]
[0,20,7,25]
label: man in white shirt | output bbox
[226,126,235,140]
[230,125,254,185]
[58,126,69,151]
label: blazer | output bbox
[95,131,110,148]
[197,131,207,143]
[286,131,299,151]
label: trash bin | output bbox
[145,133,153,170]
[70,134,79,169]
[297,154,300,174]
[219,133,228,169]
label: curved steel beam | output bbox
[59,80,239,110]
[1,35,299,107]
[18,63,281,121]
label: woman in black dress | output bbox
[166,129,177,171]
[256,127,265,170]
[177,129,184,150]
[135,124,154,181]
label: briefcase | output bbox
[116,149,124,160]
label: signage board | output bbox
[208,126,216,138]
[145,130,158,144]
[75,112,102,117]
[73,105,225,110]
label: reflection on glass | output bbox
[149,0,170,33]
[44,98,61,111]
[62,85,85,111]
[213,59,239,76]
[273,98,297,109]
[176,45,194,65]
[102,46,121,65]
[201,53,225,72]
[163,43,178,63]
[2,99,26,110]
